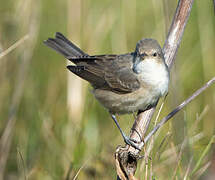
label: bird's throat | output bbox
[136,58,169,96]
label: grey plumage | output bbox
[44,33,140,93]
[44,32,169,114]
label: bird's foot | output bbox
[123,135,141,151]
[111,114,141,151]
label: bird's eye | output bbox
[153,52,157,57]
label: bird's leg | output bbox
[111,114,141,150]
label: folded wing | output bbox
[68,55,140,93]
[44,33,140,94]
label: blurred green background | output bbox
[0,0,215,179]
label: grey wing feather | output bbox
[45,33,140,93]
[105,69,140,92]
[104,55,140,92]
[68,55,140,93]
[67,65,107,88]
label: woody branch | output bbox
[115,0,195,179]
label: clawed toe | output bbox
[124,136,141,151]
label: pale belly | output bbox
[93,87,161,114]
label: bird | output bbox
[44,32,169,149]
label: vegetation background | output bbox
[0,0,215,179]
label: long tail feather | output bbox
[44,32,88,58]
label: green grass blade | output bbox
[190,135,215,176]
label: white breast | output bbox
[137,59,169,96]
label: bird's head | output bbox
[133,39,165,73]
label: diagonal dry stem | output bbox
[143,77,215,146]
[0,34,29,59]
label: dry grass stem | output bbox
[0,1,40,178]
[72,158,91,180]
[183,157,193,180]
[0,34,29,59]
[194,162,211,179]
[17,148,27,180]
[143,77,215,146]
